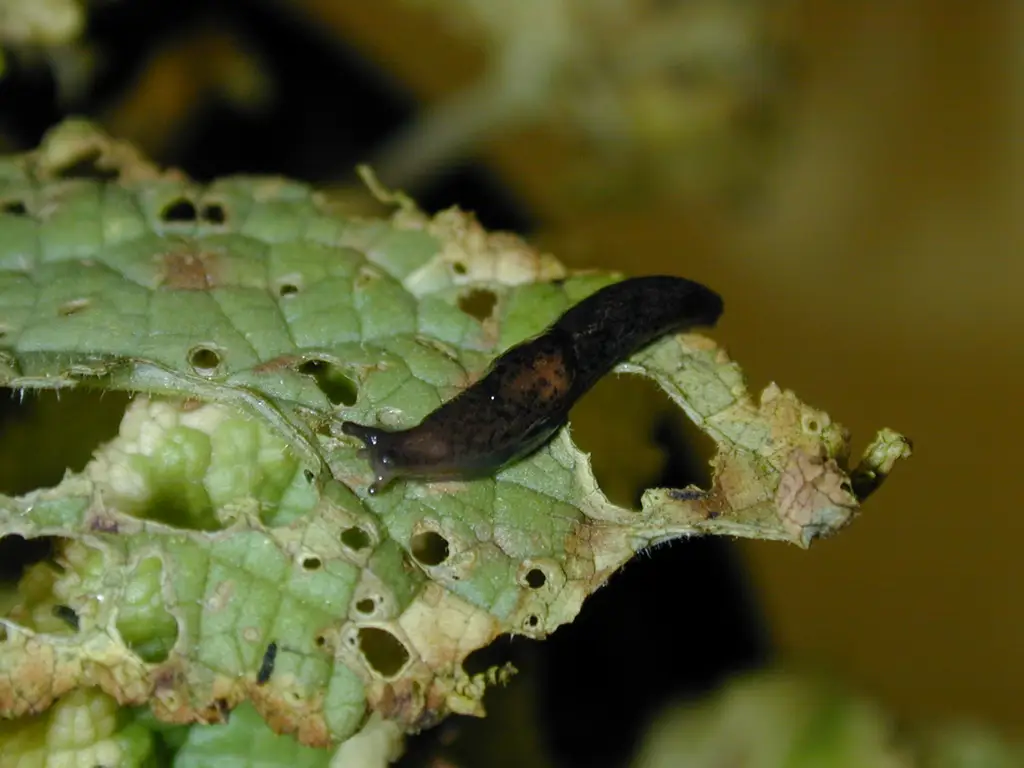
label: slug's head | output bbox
[341,422,401,496]
[342,418,462,494]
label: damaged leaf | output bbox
[0,121,910,755]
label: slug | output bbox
[342,275,724,495]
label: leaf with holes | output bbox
[0,121,910,756]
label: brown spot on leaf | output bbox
[250,684,334,748]
[205,580,236,612]
[242,626,261,643]
[88,516,120,534]
[370,678,430,729]
[561,521,598,583]
[159,248,221,290]
[57,298,90,316]
[775,448,859,545]
[152,664,182,694]
[253,354,303,373]
[150,662,194,723]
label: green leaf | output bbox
[172,701,332,768]
[0,121,910,754]
[0,687,155,766]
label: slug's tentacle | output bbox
[342,275,723,494]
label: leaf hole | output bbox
[355,598,376,614]
[358,627,410,677]
[0,389,129,496]
[301,556,322,571]
[570,375,714,507]
[53,147,118,180]
[57,298,90,316]
[51,604,80,631]
[458,289,498,322]
[116,556,179,663]
[354,265,384,289]
[410,531,449,566]
[525,568,546,589]
[0,535,58,584]
[188,345,222,373]
[303,469,315,483]
[525,614,540,629]
[2,200,27,216]
[200,203,226,224]
[278,283,299,296]
[296,359,358,406]
[139,491,221,530]
[160,198,198,223]
[215,698,231,719]
[451,261,468,275]
[341,527,371,551]
[315,633,327,648]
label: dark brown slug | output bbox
[342,275,724,494]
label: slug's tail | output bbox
[556,275,724,391]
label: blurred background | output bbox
[1,0,1021,765]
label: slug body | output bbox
[343,275,724,494]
